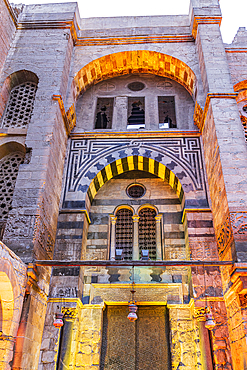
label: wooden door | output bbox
[100,305,171,370]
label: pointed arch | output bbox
[86,155,184,206]
[72,50,197,101]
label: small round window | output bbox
[127,184,145,198]
[127,82,145,92]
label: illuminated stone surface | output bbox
[0,0,247,369]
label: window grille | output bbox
[2,82,37,128]
[0,152,24,220]
[138,208,156,260]
[127,184,145,198]
[115,208,133,260]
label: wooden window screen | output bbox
[138,208,156,260]
[115,208,133,260]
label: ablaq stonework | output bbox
[0,0,247,369]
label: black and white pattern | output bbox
[63,137,207,208]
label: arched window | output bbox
[138,208,157,260]
[1,82,37,128]
[115,208,133,260]
[0,151,24,238]
[110,206,161,261]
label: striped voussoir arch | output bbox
[72,50,197,101]
[87,155,184,205]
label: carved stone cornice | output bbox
[70,130,200,139]
[17,19,79,45]
[61,307,78,321]
[194,307,206,321]
[191,16,222,39]
[76,34,194,47]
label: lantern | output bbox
[204,309,216,330]
[53,313,64,328]
[127,303,138,322]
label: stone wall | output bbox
[0,4,79,369]
[38,300,103,370]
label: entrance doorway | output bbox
[100,305,171,370]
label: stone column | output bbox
[110,215,117,260]
[75,304,104,368]
[112,96,128,130]
[132,215,140,260]
[194,307,214,370]
[145,94,159,130]
[169,305,200,369]
[155,214,162,260]
[58,307,78,370]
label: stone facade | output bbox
[0,0,247,369]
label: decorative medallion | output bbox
[127,82,145,92]
[126,183,145,198]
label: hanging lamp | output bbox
[203,264,216,330]
[127,266,138,322]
